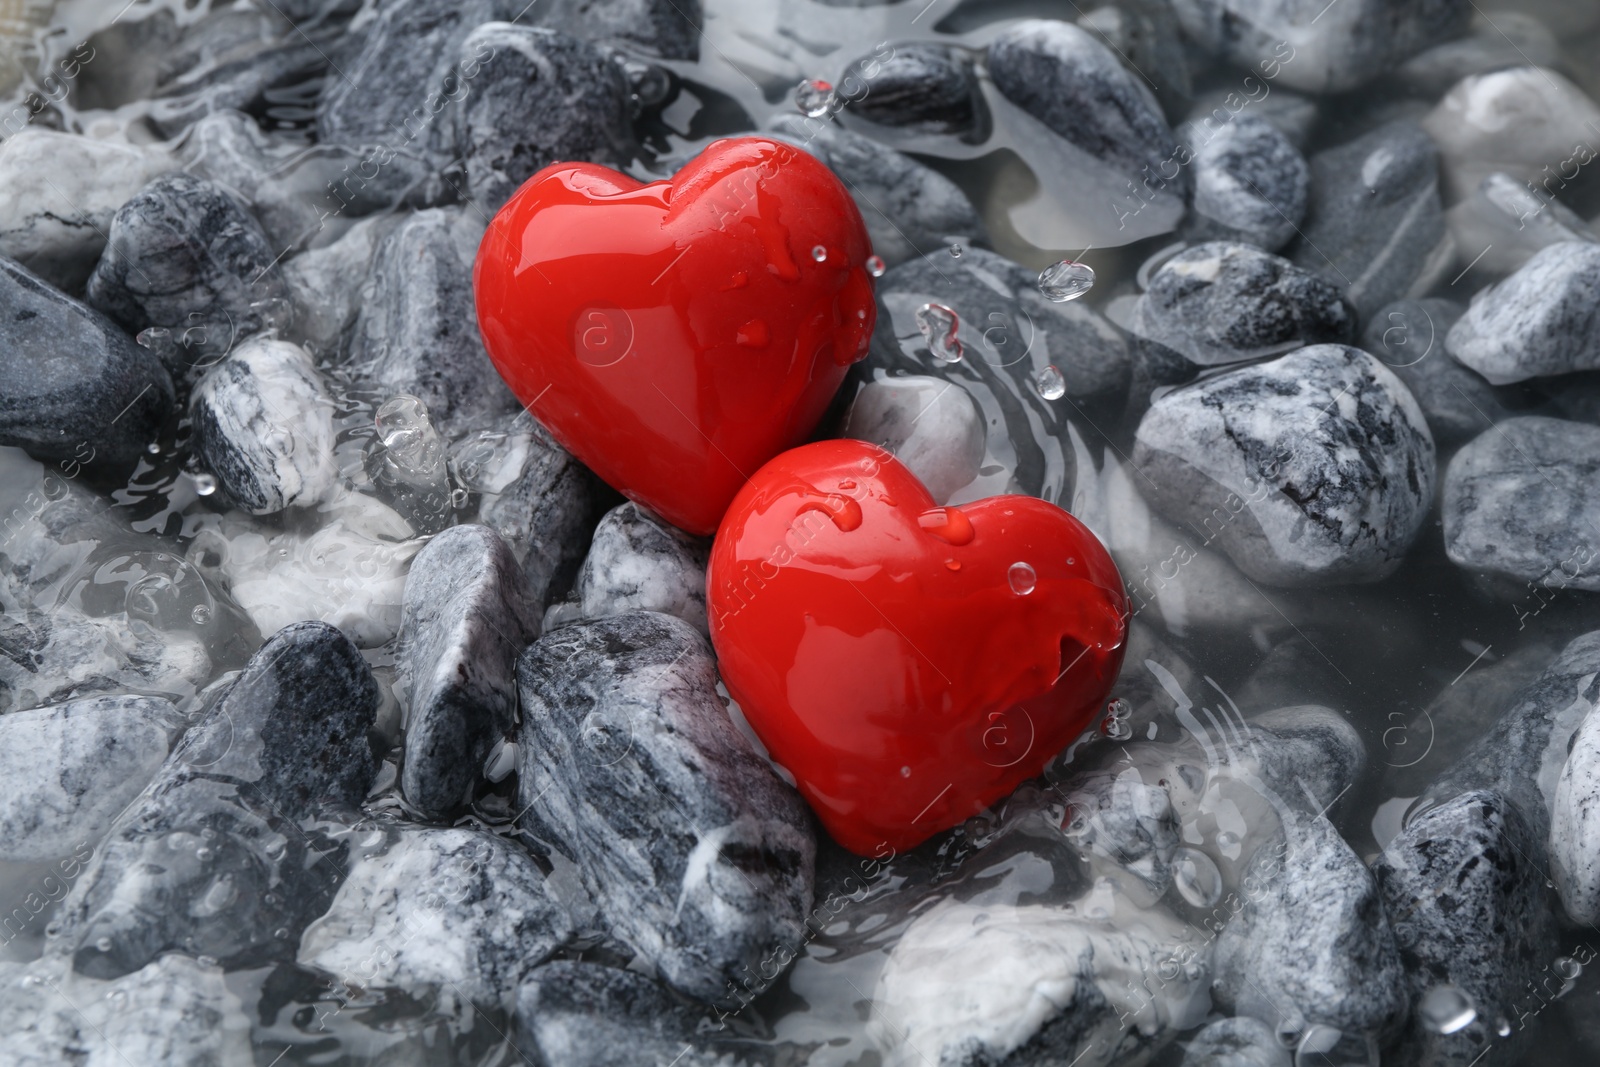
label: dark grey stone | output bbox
[50,620,379,979]
[856,246,1135,510]
[515,611,814,1006]
[1133,345,1436,586]
[1076,0,1194,121]
[1396,12,1558,96]
[454,23,632,213]
[398,524,541,820]
[478,419,604,606]
[316,0,497,158]
[1180,1016,1290,1067]
[1445,242,1600,384]
[1442,417,1600,591]
[85,172,289,388]
[989,20,1188,209]
[1362,298,1514,447]
[1172,0,1471,93]
[1291,122,1452,322]
[515,960,770,1066]
[1132,242,1354,366]
[1375,790,1557,1067]
[1186,88,1319,150]
[1213,806,1408,1039]
[1420,630,1600,847]
[0,256,175,471]
[190,337,339,515]
[765,114,986,267]
[1180,115,1309,252]
[545,502,709,634]
[299,825,572,1002]
[348,209,521,435]
[526,0,703,61]
[1060,765,1181,896]
[842,43,980,135]
[0,694,178,863]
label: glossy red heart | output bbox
[474,137,877,535]
[707,438,1129,854]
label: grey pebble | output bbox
[0,256,175,471]
[86,172,289,388]
[842,375,986,505]
[526,0,704,61]
[516,611,814,1006]
[0,694,178,863]
[546,502,709,634]
[1553,707,1600,924]
[1133,345,1436,587]
[278,214,397,355]
[1361,297,1513,447]
[1445,242,1600,384]
[0,606,211,716]
[455,23,632,214]
[1290,121,1452,322]
[397,524,541,820]
[1181,1016,1290,1067]
[1213,806,1408,1040]
[1076,0,1194,121]
[1179,116,1309,253]
[349,209,521,436]
[1442,417,1600,591]
[1396,12,1559,96]
[1132,241,1354,367]
[50,620,378,979]
[1186,88,1318,151]
[842,43,980,135]
[765,114,986,267]
[1375,790,1557,1067]
[1445,173,1596,282]
[299,825,572,1003]
[190,337,339,515]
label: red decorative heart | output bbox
[707,439,1128,854]
[474,137,877,535]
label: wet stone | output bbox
[1375,790,1557,1067]
[1290,121,1452,322]
[1361,297,1513,447]
[526,0,704,61]
[0,694,177,863]
[190,337,339,516]
[766,114,987,267]
[278,215,396,355]
[1396,12,1559,97]
[1132,345,1437,587]
[86,172,290,388]
[1553,706,1600,924]
[0,256,176,473]
[1442,417,1600,591]
[349,209,521,436]
[1185,88,1318,151]
[544,502,709,635]
[0,131,173,293]
[48,620,380,979]
[454,24,632,214]
[1076,0,1193,121]
[1060,764,1181,898]
[0,607,211,716]
[1179,1016,1290,1067]
[1445,172,1597,281]
[1179,115,1309,253]
[397,524,541,820]
[841,42,980,135]
[1444,242,1600,384]
[1212,806,1408,1040]
[299,825,572,1004]
[515,611,815,1007]
[1171,0,1471,93]
[841,375,986,506]
[1132,242,1354,367]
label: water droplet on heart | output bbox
[812,245,828,263]
[736,319,769,348]
[915,302,963,364]
[1171,847,1223,907]
[794,78,836,118]
[1032,365,1066,401]
[1419,985,1477,1034]
[918,507,974,545]
[1066,557,1076,565]
[900,766,911,778]
[945,559,961,571]
[193,472,217,496]
[798,493,863,532]
[1008,561,1036,595]
[838,480,856,491]
[728,271,749,289]
[949,243,963,259]
[866,255,886,278]
[1039,260,1096,302]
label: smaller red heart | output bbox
[708,439,1128,854]
[474,137,877,536]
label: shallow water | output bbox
[5,0,1600,1064]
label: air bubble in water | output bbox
[866,255,886,278]
[1008,561,1036,595]
[1171,847,1223,907]
[1032,365,1066,401]
[812,245,828,263]
[794,78,835,118]
[1039,260,1096,302]
[949,243,963,259]
[915,302,963,364]
[146,442,161,455]
[193,472,218,497]
[95,937,113,953]
[1419,985,1476,1034]
[190,605,212,625]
